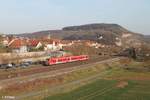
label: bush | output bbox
[29,46,44,52]
[0,44,11,53]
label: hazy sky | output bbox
[0,0,150,35]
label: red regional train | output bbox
[44,55,89,66]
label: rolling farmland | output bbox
[45,80,150,100]
[44,60,150,100]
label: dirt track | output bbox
[0,56,111,81]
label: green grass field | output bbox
[44,59,150,100]
[44,79,150,100]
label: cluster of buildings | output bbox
[0,34,110,53]
[0,35,71,53]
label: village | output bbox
[0,34,110,53]
[0,34,112,69]
[0,1,150,100]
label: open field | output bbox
[44,59,150,100]
[44,79,150,100]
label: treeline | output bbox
[118,44,150,61]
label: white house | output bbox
[8,39,28,53]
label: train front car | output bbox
[49,58,57,65]
[43,58,56,66]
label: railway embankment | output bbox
[0,57,123,100]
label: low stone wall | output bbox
[0,51,69,64]
[0,52,46,64]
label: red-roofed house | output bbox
[28,40,42,49]
[8,39,28,53]
[41,39,62,51]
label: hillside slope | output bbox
[17,23,145,47]
[143,35,150,43]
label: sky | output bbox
[0,0,150,35]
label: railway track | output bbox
[13,57,121,100]
[0,57,120,88]
[0,56,110,81]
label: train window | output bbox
[78,56,81,59]
[74,57,78,60]
[62,58,66,61]
[58,59,62,62]
[67,57,70,60]
[50,59,56,63]
[71,57,76,60]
